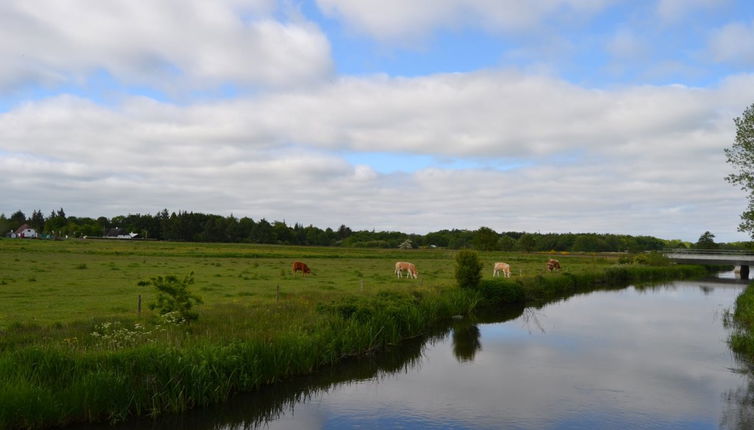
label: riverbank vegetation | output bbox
[0,239,707,429]
[727,282,754,357]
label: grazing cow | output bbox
[292,261,312,275]
[395,261,418,279]
[546,258,561,272]
[493,262,511,278]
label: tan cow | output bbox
[546,258,561,272]
[395,261,418,279]
[493,262,511,278]
[292,261,312,275]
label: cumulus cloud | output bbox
[0,0,333,90]
[315,0,614,42]
[1,71,752,241]
[709,20,754,66]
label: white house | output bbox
[15,224,38,239]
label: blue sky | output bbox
[2,0,754,241]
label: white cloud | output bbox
[0,0,333,90]
[1,71,752,241]
[606,29,646,60]
[656,0,729,22]
[709,20,754,66]
[315,0,614,43]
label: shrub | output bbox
[455,250,482,289]
[138,272,203,322]
[633,252,671,266]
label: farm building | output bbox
[14,224,38,239]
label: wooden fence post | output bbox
[137,294,142,316]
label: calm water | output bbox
[87,275,754,430]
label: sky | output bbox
[2,0,754,242]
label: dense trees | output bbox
[695,231,718,249]
[1,207,703,251]
[725,102,754,236]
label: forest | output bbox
[0,208,740,252]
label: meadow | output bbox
[0,238,617,328]
[0,238,705,429]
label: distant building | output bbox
[15,224,38,239]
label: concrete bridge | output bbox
[663,249,754,279]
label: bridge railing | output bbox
[662,248,754,256]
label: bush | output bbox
[477,279,524,305]
[455,250,482,289]
[138,272,203,322]
[633,252,671,266]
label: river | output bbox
[83,273,754,429]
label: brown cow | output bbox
[292,261,312,275]
[546,258,561,272]
[395,261,418,279]
[493,262,511,278]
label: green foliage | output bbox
[1,207,688,251]
[633,252,671,266]
[616,252,671,266]
[477,279,524,304]
[725,102,754,236]
[139,273,203,322]
[455,250,482,289]
[497,235,516,251]
[695,231,718,249]
[472,227,499,251]
[8,210,26,232]
[727,283,754,356]
[516,233,536,252]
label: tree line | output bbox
[0,208,742,252]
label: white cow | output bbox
[493,262,511,278]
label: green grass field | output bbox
[1,238,709,428]
[0,238,616,327]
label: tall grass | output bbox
[727,281,754,357]
[0,287,477,429]
[474,264,708,307]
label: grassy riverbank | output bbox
[0,239,706,429]
[727,282,754,356]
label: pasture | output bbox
[2,239,703,428]
[0,238,615,328]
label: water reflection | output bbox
[721,363,754,430]
[451,322,481,362]
[77,280,754,430]
[79,327,450,430]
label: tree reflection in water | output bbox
[452,322,481,362]
[721,354,754,429]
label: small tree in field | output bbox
[455,250,482,289]
[139,272,203,322]
[399,239,414,249]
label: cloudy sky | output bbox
[2,0,754,242]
